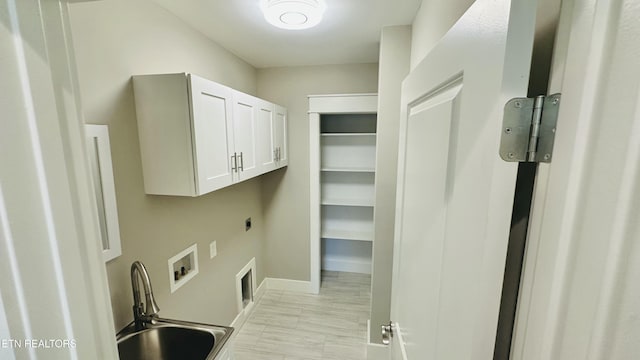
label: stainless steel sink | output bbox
[117,318,233,360]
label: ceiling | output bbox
[149,0,422,68]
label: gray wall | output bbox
[411,0,476,69]
[257,64,379,280]
[67,0,472,336]
[68,0,264,331]
[369,26,412,344]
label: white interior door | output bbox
[1,0,117,357]
[189,75,235,194]
[389,0,540,358]
[512,0,640,358]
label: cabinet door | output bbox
[188,75,235,194]
[256,100,276,173]
[274,105,288,167]
[232,91,260,180]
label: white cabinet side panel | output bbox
[133,73,195,196]
[275,105,288,167]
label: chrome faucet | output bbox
[130,261,160,329]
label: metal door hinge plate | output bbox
[381,321,393,345]
[500,93,561,163]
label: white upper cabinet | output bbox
[256,100,288,173]
[231,91,260,181]
[274,104,288,167]
[189,75,235,194]
[133,73,287,196]
[256,98,277,173]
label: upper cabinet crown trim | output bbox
[308,94,378,114]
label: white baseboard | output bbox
[255,277,266,299]
[265,277,313,293]
[366,320,389,360]
[322,258,372,274]
[367,342,389,360]
[229,309,245,329]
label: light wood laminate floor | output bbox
[233,271,371,360]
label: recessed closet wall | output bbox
[320,114,378,274]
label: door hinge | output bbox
[499,93,561,163]
[381,321,393,345]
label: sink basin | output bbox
[117,318,233,360]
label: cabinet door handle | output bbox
[278,147,281,161]
[239,152,244,171]
[231,153,237,172]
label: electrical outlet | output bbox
[209,241,217,259]
[245,217,252,231]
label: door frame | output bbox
[0,0,117,357]
[512,0,640,357]
[308,93,378,294]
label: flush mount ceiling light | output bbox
[260,0,327,30]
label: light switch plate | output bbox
[209,241,217,259]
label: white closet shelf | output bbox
[321,198,374,207]
[321,133,376,137]
[321,167,375,173]
[321,229,374,242]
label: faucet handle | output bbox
[145,293,160,316]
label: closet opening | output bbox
[308,93,378,294]
[320,113,377,281]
